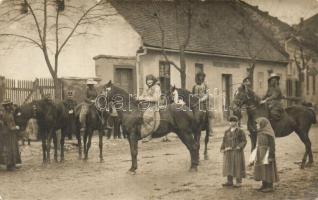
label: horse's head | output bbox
[103,80,132,111]
[232,85,260,119]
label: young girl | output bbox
[254,117,279,192]
[221,116,247,187]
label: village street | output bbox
[0,125,318,200]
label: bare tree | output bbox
[151,0,194,89]
[0,0,115,98]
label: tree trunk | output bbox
[180,48,187,89]
[53,77,62,100]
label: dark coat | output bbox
[220,127,247,178]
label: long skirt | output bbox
[0,127,22,167]
[254,160,279,183]
[223,150,246,179]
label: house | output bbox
[239,1,318,106]
[94,0,289,121]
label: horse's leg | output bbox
[295,129,312,169]
[41,133,47,164]
[86,129,93,160]
[99,130,104,162]
[195,128,201,162]
[46,131,53,163]
[52,131,58,162]
[76,122,82,159]
[177,130,199,172]
[128,131,138,174]
[83,129,88,160]
[204,128,209,160]
[60,128,66,162]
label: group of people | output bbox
[0,72,283,193]
[221,73,283,193]
[221,115,278,192]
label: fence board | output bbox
[3,77,60,105]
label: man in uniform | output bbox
[192,72,213,136]
[260,73,283,121]
[63,90,77,139]
[80,79,98,132]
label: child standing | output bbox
[221,116,247,187]
[254,117,279,192]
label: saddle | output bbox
[140,107,161,139]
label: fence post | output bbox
[0,76,5,103]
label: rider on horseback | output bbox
[80,79,98,132]
[192,72,213,135]
[137,74,161,142]
[260,73,283,121]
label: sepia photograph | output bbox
[0,0,317,199]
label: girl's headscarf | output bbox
[256,117,275,138]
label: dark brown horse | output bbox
[232,86,317,168]
[74,99,110,162]
[15,99,70,163]
[168,86,211,160]
[104,81,199,174]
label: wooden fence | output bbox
[3,78,59,105]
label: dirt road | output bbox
[1,125,318,200]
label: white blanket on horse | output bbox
[140,107,160,138]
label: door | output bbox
[115,68,133,94]
[222,74,232,120]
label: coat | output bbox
[220,127,247,178]
[254,118,279,183]
[192,83,209,110]
[0,110,22,167]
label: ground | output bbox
[0,125,318,200]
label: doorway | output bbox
[222,74,232,120]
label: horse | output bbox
[74,97,110,162]
[232,86,317,169]
[168,86,211,160]
[104,81,199,174]
[15,99,72,163]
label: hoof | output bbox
[100,159,104,163]
[60,159,65,163]
[305,162,314,168]
[127,170,136,175]
[204,154,209,160]
[189,166,198,172]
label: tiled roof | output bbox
[110,0,288,63]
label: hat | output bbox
[228,115,239,122]
[268,73,280,82]
[86,78,97,85]
[1,98,13,105]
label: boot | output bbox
[261,182,274,193]
[257,181,267,191]
[222,176,233,187]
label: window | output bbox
[195,63,204,74]
[159,61,171,94]
[257,72,264,90]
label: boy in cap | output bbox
[220,115,247,187]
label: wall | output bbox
[139,50,288,121]
[94,55,137,93]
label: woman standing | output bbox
[0,99,22,171]
[254,117,279,192]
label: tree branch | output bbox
[58,1,104,54]
[0,33,42,49]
